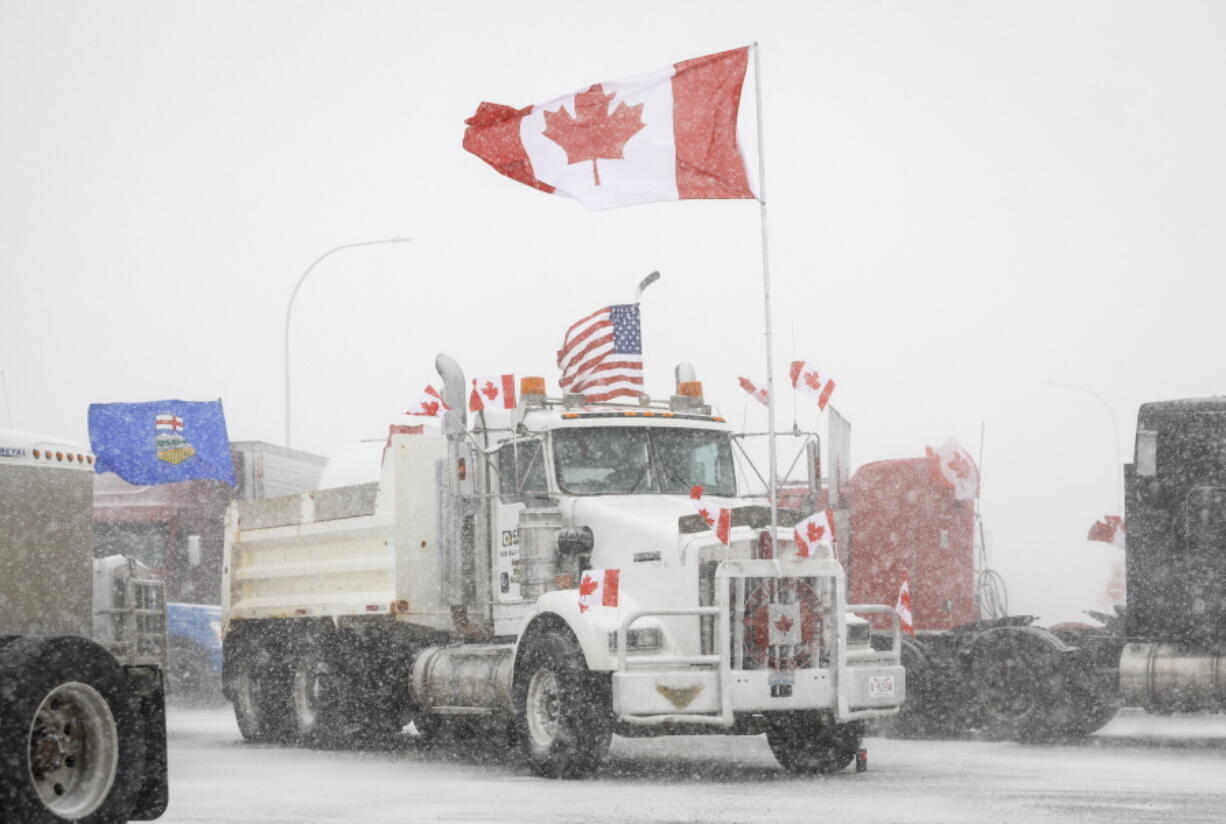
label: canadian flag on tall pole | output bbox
[464,47,756,211]
[895,579,915,636]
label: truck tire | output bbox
[0,636,147,824]
[288,644,348,746]
[230,638,293,744]
[971,631,1067,743]
[514,632,612,779]
[766,714,863,774]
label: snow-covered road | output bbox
[159,707,1226,823]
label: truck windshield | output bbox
[552,427,735,496]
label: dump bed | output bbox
[222,434,451,632]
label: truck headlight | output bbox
[846,618,871,649]
[608,627,663,653]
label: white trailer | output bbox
[0,429,168,823]
[221,357,904,777]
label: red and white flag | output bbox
[789,361,836,411]
[469,374,517,411]
[578,569,620,613]
[404,385,449,421]
[1088,515,1126,549]
[557,304,643,402]
[794,508,836,558]
[895,579,915,636]
[925,438,979,501]
[690,485,732,544]
[463,47,756,210]
[737,376,769,406]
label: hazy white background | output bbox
[3,1,1224,622]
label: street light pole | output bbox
[1041,380,1123,509]
[284,237,410,448]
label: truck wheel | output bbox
[971,634,1065,742]
[231,644,293,744]
[289,647,346,746]
[515,633,612,779]
[766,714,863,774]
[0,636,147,824]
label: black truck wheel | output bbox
[515,632,612,779]
[0,636,147,824]
[229,637,293,744]
[766,714,863,774]
[288,643,351,746]
[971,630,1069,743]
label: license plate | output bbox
[868,675,896,698]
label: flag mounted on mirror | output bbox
[88,399,236,486]
[463,46,756,210]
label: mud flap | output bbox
[125,665,169,820]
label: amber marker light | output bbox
[521,376,546,395]
[678,381,703,399]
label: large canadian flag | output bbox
[926,438,979,501]
[578,569,620,613]
[463,47,757,210]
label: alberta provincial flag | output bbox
[88,399,236,486]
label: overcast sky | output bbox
[3,1,1224,621]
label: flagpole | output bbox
[752,42,780,554]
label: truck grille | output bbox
[700,562,827,671]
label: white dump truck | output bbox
[0,429,168,823]
[221,357,904,777]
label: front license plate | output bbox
[868,675,896,698]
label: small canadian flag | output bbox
[789,361,836,411]
[793,508,836,558]
[469,374,517,411]
[578,569,620,613]
[895,579,915,636]
[404,385,449,420]
[690,485,732,545]
[737,376,769,406]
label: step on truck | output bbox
[221,357,904,777]
[0,430,168,823]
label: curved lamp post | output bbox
[284,237,411,447]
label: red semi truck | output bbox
[841,457,1120,741]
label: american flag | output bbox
[557,303,643,403]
